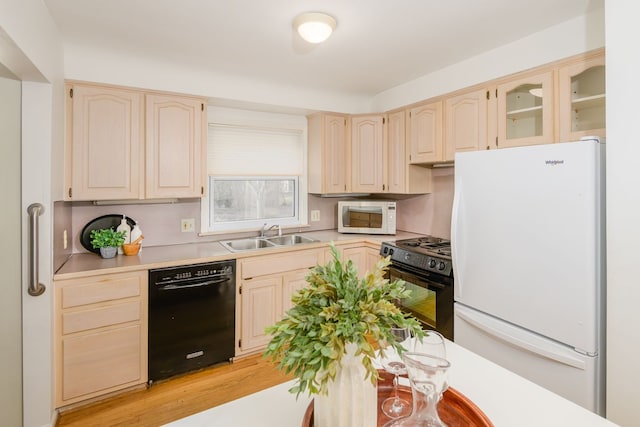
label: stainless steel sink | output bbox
[220,234,318,252]
[220,238,276,252]
[266,234,317,246]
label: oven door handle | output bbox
[391,268,447,291]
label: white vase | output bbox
[314,343,377,427]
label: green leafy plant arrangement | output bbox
[90,227,126,249]
[264,243,425,397]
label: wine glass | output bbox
[379,326,415,419]
[418,330,446,358]
[417,330,448,400]
[383,352,451,427]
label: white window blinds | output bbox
[207,124,304,176]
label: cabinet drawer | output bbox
[241,249,322,279]
[61,273,142,308]
[61,324,142,401]
[62,301,141,335]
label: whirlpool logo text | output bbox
[545,160,565,166]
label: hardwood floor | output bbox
[56,354,292,427]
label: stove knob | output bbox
[382,247,389,255]
[429,259,437,268]
[389,248,394,256]
[438,261,446,271]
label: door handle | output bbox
[456,305,586,369]
[27,203,46,296]
[451,184,463,298]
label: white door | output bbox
[452,140,603,354]
[1,8,60,426]
[0,74,23,427]
[21,82,55,427]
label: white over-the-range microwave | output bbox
[337,200,396,235]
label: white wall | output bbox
[372,7,604,112]
[62,43,372,114]
[605,1,640,425]
[61,8,604,116]
[0,74,23,427]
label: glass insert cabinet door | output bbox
[497,70,554,148]
[558,54,606,141]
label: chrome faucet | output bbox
[260,223,281,237]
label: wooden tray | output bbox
[302,370,493,426]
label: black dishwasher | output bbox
[148,260,236,383]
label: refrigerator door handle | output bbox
[451,184,463,298]
[456,306,587,370]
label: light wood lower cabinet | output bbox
[283,269,310,313]
[239,276,282,353]
[54,270,147,407]
[325,242,382,279]
[366,246,383,271]
[236,248,323,356]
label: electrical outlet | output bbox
[310,210,321,222]
[181,218,195,232]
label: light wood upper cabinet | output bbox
[387,110,432,194]
[351,114,385,193]
[145,94,205,198]
[308,113,349,194]
[65,82,206,201]
[386,111,406,193]
[444,88,490,161]
[407,100,443,164]
[558,51,605,142]
[497,70,554,148]
[66,84,144,200]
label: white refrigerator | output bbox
[451,138,605,415]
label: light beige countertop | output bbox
[166,338,617,427]
[54,230,424,280]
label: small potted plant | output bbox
[90,227,126,259]
[264,243,424,427]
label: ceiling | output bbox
[43,0,603,98]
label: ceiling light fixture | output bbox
[293,12,336,44]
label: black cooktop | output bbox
[393,237,452,258]
[380,236,452,276]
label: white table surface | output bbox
[165,340,618,427]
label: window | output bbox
[209,177,298,230]
[202,107,307,233]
